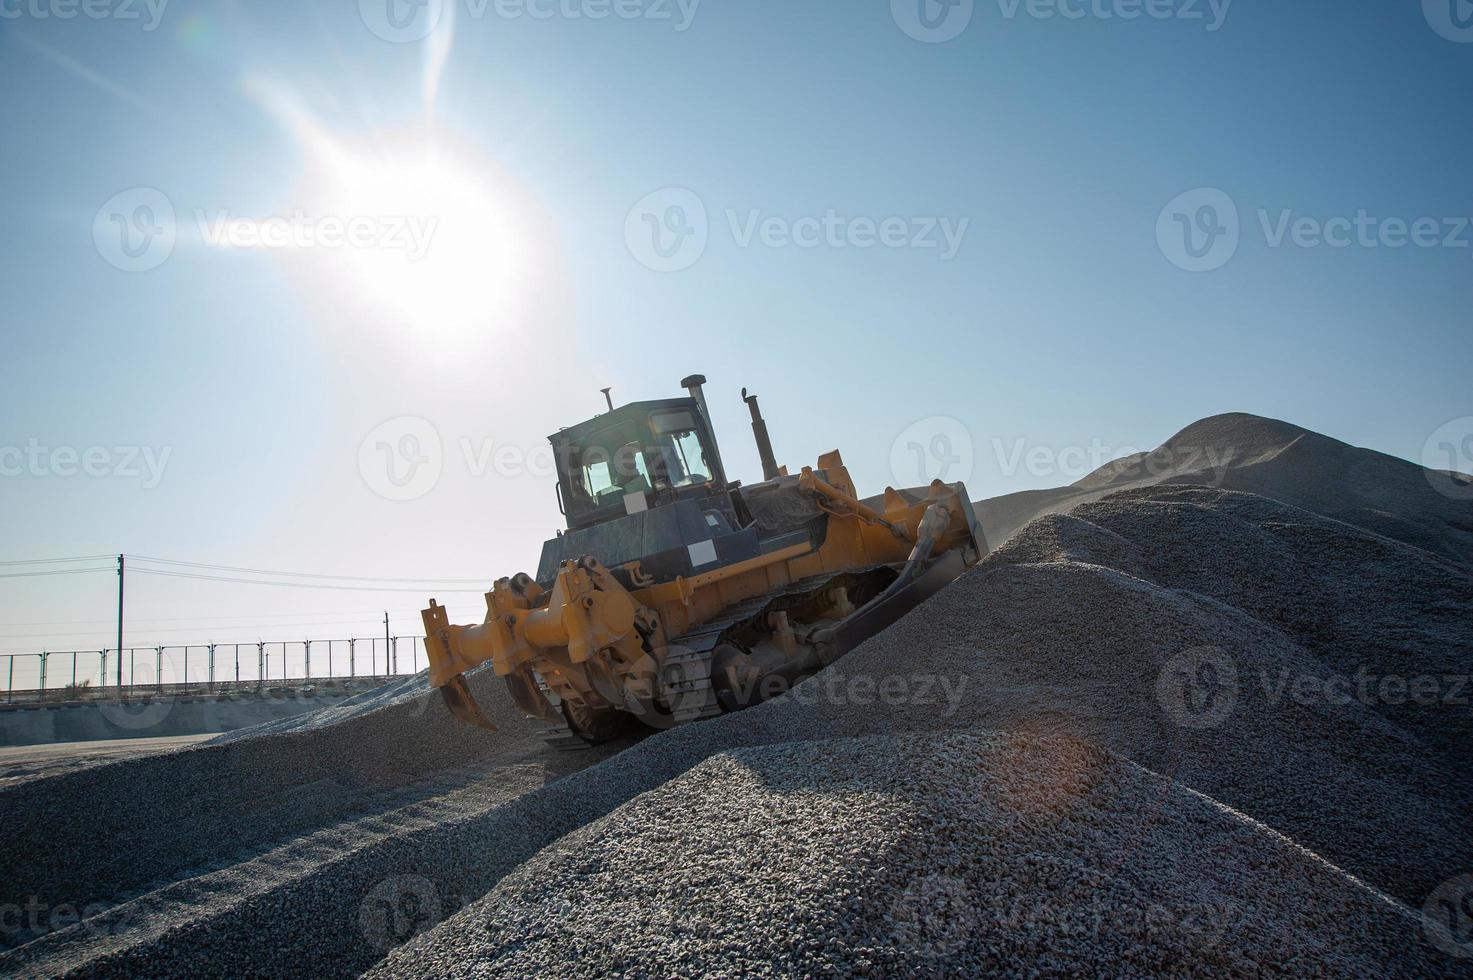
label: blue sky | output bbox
[0,0,1469,667]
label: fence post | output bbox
[305,639,311,681]
[7,656,13,703]
[235,644,241,685]
[208,643,216,691]
[257,642,265,691]
[392,636,399,675]
[156,648,164,692]
[40,652,48,697]
[349,638,356,679]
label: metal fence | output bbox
[1,636,429,702]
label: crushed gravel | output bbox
[373,732,1446,978]
[3,414,1469,977]
[0,664,575,951]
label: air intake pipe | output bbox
[743,388,782,481]
[681,374,728,486]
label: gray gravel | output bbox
[374,732,1447,978]
[4,413,1469,977]
[976,412,1473,568]
[0,664,571,952]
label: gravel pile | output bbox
[975,413,1473,567]
[373,733,1445,978]
[6,414,1469,976]
[368,484,1468,978]
[0,664,543,950]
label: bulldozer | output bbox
[421,375,987,749]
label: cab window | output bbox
[650,411,710,488]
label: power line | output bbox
[129,555,488,585]
[0,568,114,580]
[0,616,423,640]
[0,555,116,567]
[131,568,488,593]
[0,609,430,628]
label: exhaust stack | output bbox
[743,388,782,481]
[681,373,727,486]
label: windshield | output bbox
[650,410,711,488]
[562,426,652,515]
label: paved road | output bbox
[0,734,215,787]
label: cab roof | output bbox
[547,397,701,445]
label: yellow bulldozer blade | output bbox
[438,674,498,731]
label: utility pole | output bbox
[116,554,125,689]
[383,612,390,675]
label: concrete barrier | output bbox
[0,690,359,746]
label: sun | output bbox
[294,134,530,335]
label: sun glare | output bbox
[296,136,527,334]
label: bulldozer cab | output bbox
[552,397,728,532]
